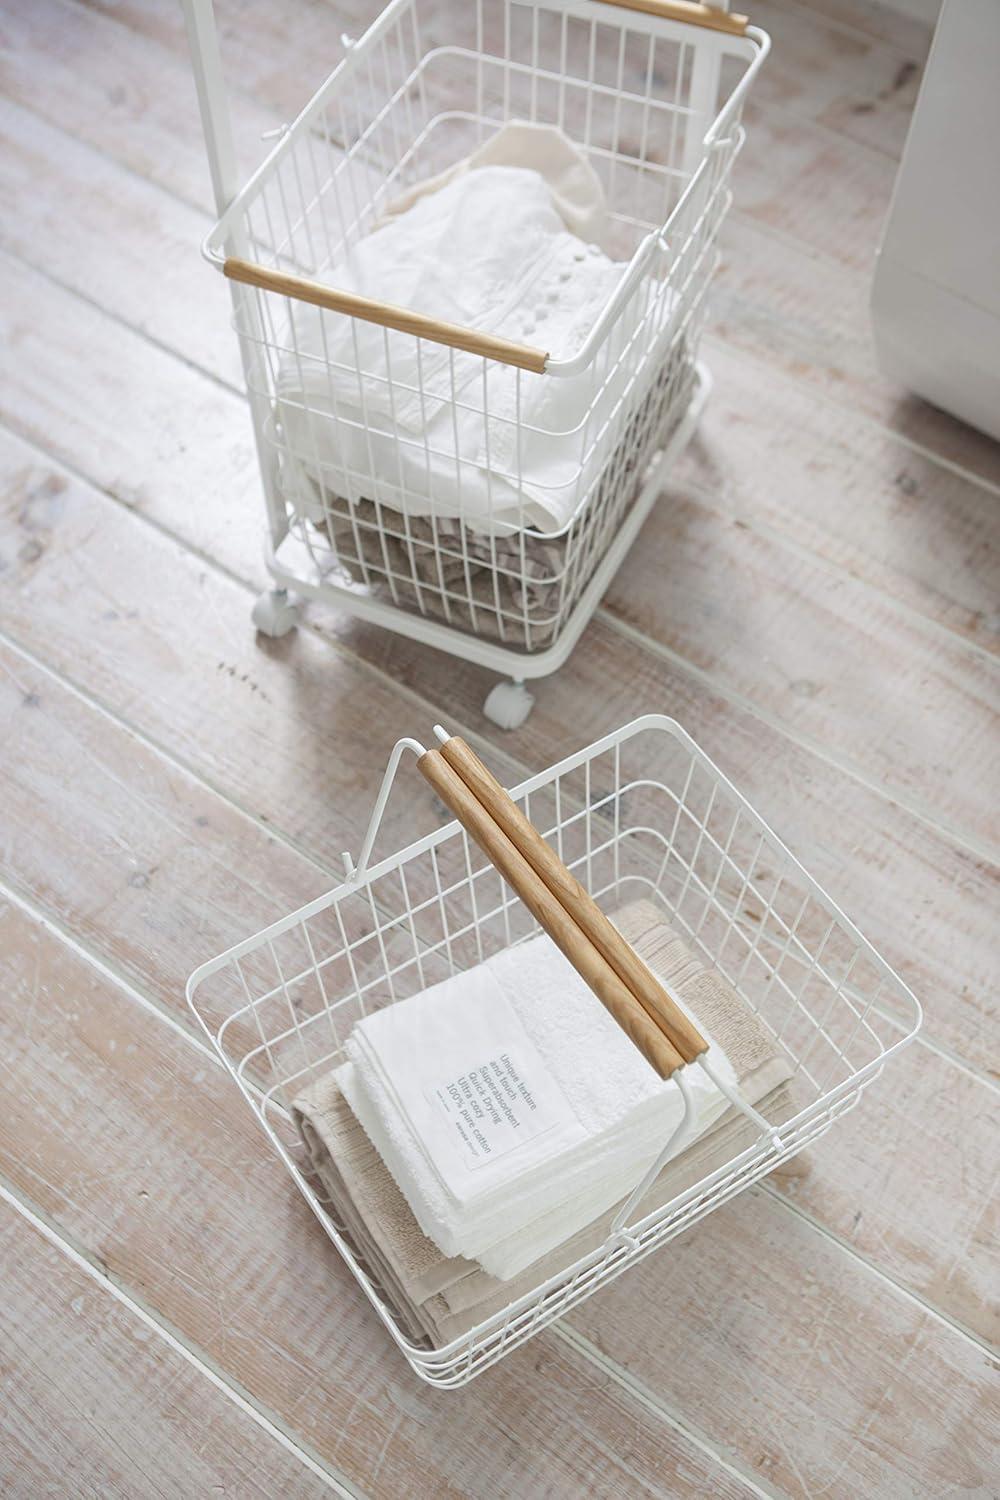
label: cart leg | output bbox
[252,588,301,638]
[483,678,534,730]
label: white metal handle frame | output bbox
[196,0,770,376]
[345,735,428,884]
[607,1067,695,1251]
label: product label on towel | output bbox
[426,1049,552,1168]
[359,963,584,1197]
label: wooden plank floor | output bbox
[1,0,997,1494]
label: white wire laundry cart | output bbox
[184,0,769,728]
[186,715,921,1388]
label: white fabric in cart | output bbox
[276,128,672,536]
[382,119,610,243]
[336,932,737,1279]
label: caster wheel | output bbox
[483,680,534,730]
[252,589,300,638]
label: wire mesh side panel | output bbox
[223,0,752,652]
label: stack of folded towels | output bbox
[294,898,795,1346]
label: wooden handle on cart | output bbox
[223,257,550,374]
[418,748,685,1078]
[439,735,708,1064]
[595,0,749,35]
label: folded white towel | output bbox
[338,932,737,1278]
[276,125,675,537]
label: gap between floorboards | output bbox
[2,406,995,886]
[597,609,1000,868]
[0,751,994,1369]
[552,1322,786,1500]
[0,1174,364,1500]
[0,880,785,1500]
[760,1185,998,1358]
[1,616,993,1099]
[679,464,1000,668]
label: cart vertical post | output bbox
[682,0,730,178]
[181,0,292,576]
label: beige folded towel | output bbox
[298,1079,467,1305]
[294,898,798,1346]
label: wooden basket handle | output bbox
[223,257,549,374]
[438,734,708,1065]
[418,748,685,1079]
[595,0,749,35]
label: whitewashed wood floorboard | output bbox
[0,0,997,1494]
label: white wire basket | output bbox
[186,715,921,1388]
[188,0,769,727]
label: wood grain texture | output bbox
[224,256,551,372]
[778,1041,1000,1349]
[1,0,997,1489]
[74,0,924,161]
[65,0,911,276]
[0,0,995,1338]
[9,41,1000,624]
[74,0,367,134]
[0,487,996,1360]
[596,0,749,35]
[3,895,997,1500]
[0,0,277,212]
[570,1187,1000,1498]
[0,511,995,1486]
[0,898,760,1500]
[36,0,996,525]
[730,95,898,274]
[748,0,926,158]
[0,431,995,1069]
[709,220,1000,496]
[3,225,996,866]
[0,629,443,1018]
[7,224,998,874]
[0,95,240,388]
[602,492,1000,855]
[0,250,260,579]
[173,0,909,269]
[779,0,933,58]
[15,0,973,521]
[694,327,1000,635]
[0,429,520,869]
[0,1204,333,1500]
[3,28,996,865]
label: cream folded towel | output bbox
[294,899,797,1343]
